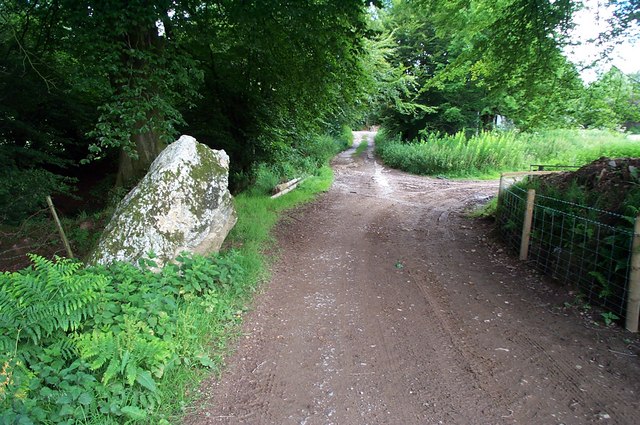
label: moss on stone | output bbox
[89,137,234,267]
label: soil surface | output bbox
[533,157,640,218]
[185,131,640,425]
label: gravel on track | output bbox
[185,131,640,425]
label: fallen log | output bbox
[271,178,304,199]
[273,178,302,195]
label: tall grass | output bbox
[523,129,640,165]
[375,129,640,178]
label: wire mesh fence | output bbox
[529,164,581,172]
[497,178,636,322]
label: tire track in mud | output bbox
[185,131,640,425]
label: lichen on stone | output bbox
[89,135,237,268]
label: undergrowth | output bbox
[1,144,338,422]
[1,252,246,424]
[375,128,640,178]
[497,173,640,325]
[249,127,350,196]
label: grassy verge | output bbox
[225,165,334,284]
[375,128,640,178]
[352,139,368,157]
[157,165,334,421]
[0,166,334,423]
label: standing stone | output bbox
[89,135,237,267]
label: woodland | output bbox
[1,0,640,422]
[1,0,639,223]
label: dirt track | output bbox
[185,131,640,424]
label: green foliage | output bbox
[0,163,76,225]
[71,0,204,161]
[0,159,335,423]
[498,166,640,322]
[0,251,246,423]
[426,0,577,89]
[0,1,102,219]
[525,129,640,165]
[601,311,620,326]
[338,124,355,151]
[251,164,282,197]
[357,22,427,132]
[296,134,345,169]
[577,68,640,130]
[2,0,373,198]
[372,1,638,136]
[249,133,348,196]
[375,129,524,177]
[184,1,374,185]
[375,128,640,178]
[0,255,104,349]
[371,0,587,138]
[353,139,369,157]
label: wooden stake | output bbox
[625,214,640,332]
[497,174,505,209]
[46,196,74,259]
[519,189,535,261]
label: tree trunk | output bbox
[115,24,166,187]
[115,129,166,187]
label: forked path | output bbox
[186,131,640,424]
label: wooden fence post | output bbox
[625,214,640,332]
[497,174,504,207]
[519,189,536,261]
[46,196,74,259]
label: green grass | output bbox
[0,165,334,424]
[228,166,333,276]
[468,197,498,219]
[352,139,369,157]
[156,165,334,422]
[375,128,640,178]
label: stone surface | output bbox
[89,135,236,267]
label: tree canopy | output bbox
[1,0,379,222]
[370,0,640,138]
[1,0,639,223]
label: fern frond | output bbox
[0,255,107,345]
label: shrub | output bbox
[0,252,245,423]
[250,132,348,195]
